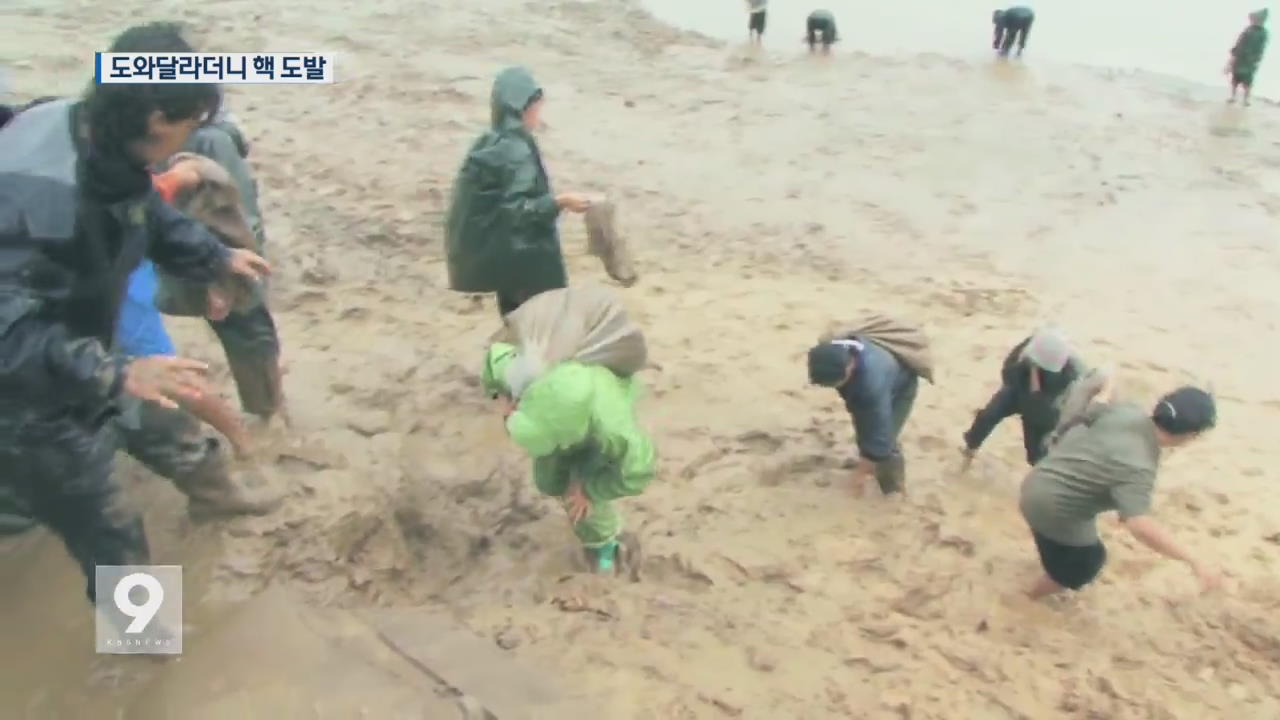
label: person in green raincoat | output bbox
[482,343,657,573]
[1227,9,1270,105]
[445,67,593,317]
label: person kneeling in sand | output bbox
[808,332,923,496]
[806,10,839,54]
[1019,385,1221,599]
[482,343,656,574]
[962,327,1109,467]
[992,6,1035,58]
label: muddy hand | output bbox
[226,248,271,281]
[565,482,592,525]
[124,356,210,409]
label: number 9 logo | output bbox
[114,572,164,633]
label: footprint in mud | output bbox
[734,430,785,454]
[758,454,846,487]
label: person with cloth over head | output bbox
[1018,386,1223,599]
[445,66,593,318]
[479,286,656,575]
[806,10,839,54]
[807,332,921,496]
[962,327,1110,467]
[0,22,270,603]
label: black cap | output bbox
[1152,386,1217,435]
[808,343,852,386]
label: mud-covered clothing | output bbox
[0,99,229,603]
[994,6,1035,53]
[446,67,568,309]
[174,123,284,417]
[1231,24,1269,85]
[833,338,919,463]
[963,336,1085,465]
[1019,403,1159,547]
[807,10,838,47]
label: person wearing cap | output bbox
[481,343,656,574]
[992,6,1035,57]
[1018,386,1221,599]
[445,67,593,318]
[1227,9,1270,106]
[808,337,919,495]
[961,328,1101,467]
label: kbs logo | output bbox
[94,565,183,654]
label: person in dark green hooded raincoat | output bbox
[1227,9,1270,106]
[445,67,592,317]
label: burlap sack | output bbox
[504,285,647,383]
[820,314,935,384]
[584,199,638,288]
[154,152,259,317]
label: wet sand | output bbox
[3,0,1280,717]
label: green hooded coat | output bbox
[445,67,568,295]
[483,343,657,547]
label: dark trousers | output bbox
[115,398,225,486]
[207,302,282,418]
[996,19,1033,54]
[0,418,149,603]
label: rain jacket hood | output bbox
[490,67,541,133]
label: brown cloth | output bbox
[503,284,648,384]
[584,199,638,287]
[820,314,936,384]
[154,152,259,318]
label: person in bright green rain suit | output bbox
[482,343,656,573]
[446,67,592,317]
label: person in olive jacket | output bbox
[445,67,591,317]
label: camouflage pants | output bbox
[0,417,149,603]
[207,301,283,418]
[114,397,228,494]
[532,454,622,548]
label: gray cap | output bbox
[1022,327,1071,373]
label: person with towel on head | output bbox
[1018,386,1222,599]
[992,6,1035,57]
[806,10,839,54]
[1227,9,1270,106]
[962,327,1110,467]
[807,335,920,496]
[445,66,593,318]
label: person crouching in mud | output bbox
[482,343,656,574]
[1019,386,1222,599]
[962,327,1109,467]
[808,338,919,495]
[992,6,1035,58]
[1227,9,1270,106]
[445,67,593,318]
[806,10,839,54]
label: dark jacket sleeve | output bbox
[142,191,230,282]
[964,383,1017,450]
[497,140,559,250]
[0,294,127,409]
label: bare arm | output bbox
[1124,515,1220,591]
[180,392,252,458]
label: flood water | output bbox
[642,0,1279,98]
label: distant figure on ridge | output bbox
[747,0,768,46]
[1227,9,1270,106]
[992,6,1035,58]
[806,10,839,54]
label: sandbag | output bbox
[504,285,647,389]
[154,152,259,318]
[584,199,638,287]
[821,314,936,384]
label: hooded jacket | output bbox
[483,343,656,503]
[0,99,228,427]
[445,67,567,294]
